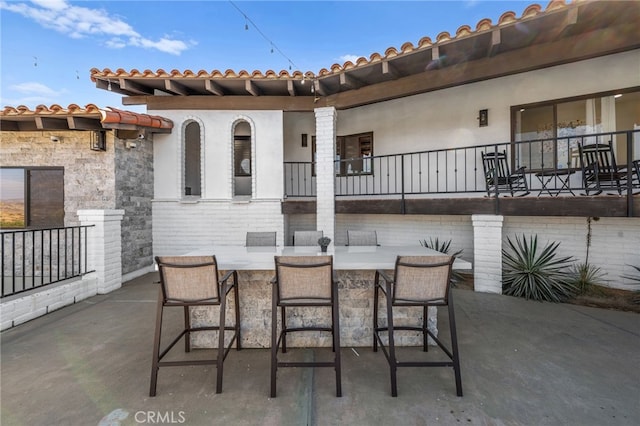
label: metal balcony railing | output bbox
[284,130,639,206]
[1,225,94,298]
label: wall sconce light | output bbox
[125,141,137,149]
[478,109,488,127]
[301,133,308,147]
[50,135,61,143]
[90,130,106,151]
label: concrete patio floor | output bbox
[1,272,639,426]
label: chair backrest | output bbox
[578,142,618,174]
[293,230,323,246]
[481,150,511,181]
[274,256,333,302]
[393,255,454,304]
[246,231,277,247]
[155,256,219,303]
[347,230,378,246]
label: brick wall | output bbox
[0,130,116,224]
[114,136,154,275]
[153,200,285,255]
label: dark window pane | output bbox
[28,169,64,228]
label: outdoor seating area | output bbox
[2,272,638,425]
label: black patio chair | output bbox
[373,255,462,397]
[271,255,342,397]
[481,150,529,197]
[578,142,628,195]
[150,255,241,396]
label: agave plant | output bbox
[420,237,464,286]
[570,262,606,295]
[622,265,640,304]
[502,234,577,302]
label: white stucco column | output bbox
[472,214,504,294]
[314,107,337,244]
[78,209,125,294]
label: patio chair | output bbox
[271,256,342,397]
[373,255,462,397]
[246,231,277,246]
[346,230,379,246]
[578,142,628,195]
[150,255,241,396]
[293,230,323,246]
[481,150,529,197]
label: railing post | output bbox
[627,131,633,217]
[78,209,124,294]
[401,154,406,214]
[493,145,500,214]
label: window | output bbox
[233,121,252,197]
[184,121,201,196]
[336,132,373,176]
[311,131,374,176]
[512,89,640,169]
[0,167,64,229]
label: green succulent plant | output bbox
[420,237,464,286]
[570,262,606,295]
[502,234,577,302]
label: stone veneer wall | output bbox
[0,130,116,225]
[114,136,154,276]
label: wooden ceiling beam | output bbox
[120,79,153,95]
[35,117,70,130]
[287,80,297,96]
[164,80,190,96]
[314,79,328,96]
[67,116,103,130]
[245,80,262,96]
[205,80,225,96]
[339,72,364,90]
[488,29,501,57]
[381,60,400,79]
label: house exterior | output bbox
[0,105,173,281]
[87,0,639,292]
[2,0,639,300]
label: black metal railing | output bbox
[284,130,639,205]
[1,225,94,298]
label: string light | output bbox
[229,1,299,72]
[107,80,112,91]
[33,56,37,67]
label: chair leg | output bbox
[385,291,398,397]
[373,282,379,352]
[216,295,227,394]
[270,283,278,398]
[280,306,288,353]
[333,294,342,397]
[149,291,164,397]
[448,295,463,397]
[233,273,242,350]
[183,306,191,353]
[422,306,428,352]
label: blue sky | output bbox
[1,0,534,110]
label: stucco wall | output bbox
[281,51,639,164]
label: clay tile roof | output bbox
[87,0,638,105]
[0,104,173,132]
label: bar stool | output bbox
[270,255,342,397]
[373,255,462,397]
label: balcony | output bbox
[283,130,640,217]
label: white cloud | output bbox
[339,54,361,64]
[10,82,60,96]
[0,0,191,55]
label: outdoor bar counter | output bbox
[179,245,472,348]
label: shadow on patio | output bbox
[1,272,638,425]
